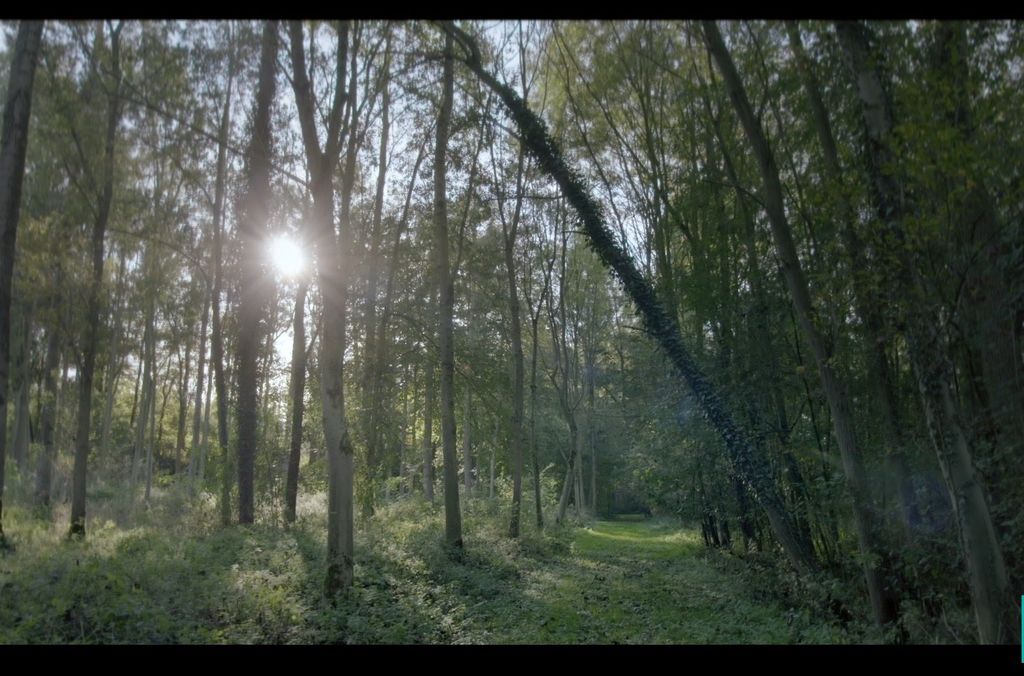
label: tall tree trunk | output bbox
[497,143,527,537]
[145,354,160,503]
[198,334,214,487]
[175,337,192,475]
[100,248,128,458]
[0,19,43,541]
[132,264,156,494]
[11,307,32,471]
[235,21,277,526]
[360,48,390,519]
[445,22,816,574]
[211,31,236,526]
[434,34,463,550]
[462,388,472,494]
[422,337,436,503]
[703,21,896,627]
[287,19,358,594]
[284,280,307,523]
[837,20,1014,644]
[189,288,210,492]
[35,317,59,506]
[70,21,122,538]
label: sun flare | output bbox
[268,234,305,279]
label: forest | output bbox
[0,19,1021,646]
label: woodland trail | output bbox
[475,517,814,644]
[0,500,836,644]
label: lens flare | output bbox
[268,234,304,278]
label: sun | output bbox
[267,234,305,279]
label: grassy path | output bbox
[473,517,811,643]
[1,498,836,643]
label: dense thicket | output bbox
[1,20,1021,644]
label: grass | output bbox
[0,483,851,644]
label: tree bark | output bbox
[462,387,473,495]
[360,47,390,518]
[0,19,43,541]
[435,34,463,550]
[284,280,307,523]
[496,140,527,536]
[235,20,277,525]
[211,27,236,526]
[287,19,357,594]
[99,249,128,459]
[189,287,210,492]
[422,333,436,503]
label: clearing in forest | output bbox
[476,516,820,644]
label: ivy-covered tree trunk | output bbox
[443,21,816,574]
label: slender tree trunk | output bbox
[35,318,59,506]
[11,308,32,471]
[132,269,155,493]
[435,34,463,550]
[175,337,192,475]
[0,19,43,541]
[284,281,307,523]
[199,337,214,487]
[462,388,472,494]
[489,418,497,500]
[145,355,160,503]
[422,338,436,503]
[100,249,128,457]
[360,52,390,518]
[287,19,358,594]
[498,144,527,537]
[70,21,122,538]
[235,21,277,526]
[529,308,545,528]
[189,289,210,492]
[211,37,235,526]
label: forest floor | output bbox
[473,516,835,643]
[0,480,847,644]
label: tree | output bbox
[434,32,463,550]
[0,19,43,543]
